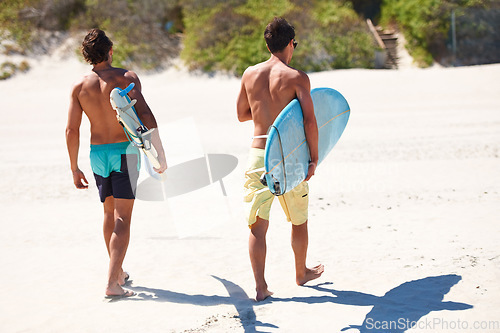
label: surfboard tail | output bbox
[138,128,160,167]
[143,149,161,169]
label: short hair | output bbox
[264,17,295,53]
[81,29,113,65]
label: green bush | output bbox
[0,61,16,79]
[295,1,375,71]
[19,60,31,72]
[71,0,181,70]
[1,0,181,70]
[0,0,85,48]
[181,0,375,75]
[0,0,38,47]
[1,0,376,73]
[380,0,494,66]
[0,60,30,80]
[182,0,293,74]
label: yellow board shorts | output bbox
[244,148,309,227]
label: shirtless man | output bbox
[66,29,167,298]
[237,17,324,301]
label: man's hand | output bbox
[72,169,89,189]
[154,157,168,174]
[304,161,317,181]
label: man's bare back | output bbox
[70,66,153,145]
[237,56,314,150]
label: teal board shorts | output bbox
[89,141,141,202]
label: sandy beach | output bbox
[1,49,499,332]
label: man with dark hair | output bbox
[66,28,167,298]
[237,17,323,301]
[264,17,296,53]
[81,28,114,65]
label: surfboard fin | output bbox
[119,83,135,97]
[273,181,282,196]
[139,128,156,152]
[260,173,282,196]
[115,99,137,113]
[260,173,267,186]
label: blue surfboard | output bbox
[263,88,350,196]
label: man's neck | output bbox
[270,52,290,65]
[92,60,113,72]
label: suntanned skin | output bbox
[66,48,167,297]
[237,39,324,302]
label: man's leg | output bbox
[291,221,324,286]
[103,196,115,255]
[103,197,129,286]
[249,217,273,301]
[105,198,134,296]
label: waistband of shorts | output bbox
[249,148,265,156]
[90,141,132,152]
[246,148,265,170]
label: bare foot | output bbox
[255,288,274,302]
[104,289,135,299]
[119,271,130,286]
[296,264,324,286]
[106,283,134,297]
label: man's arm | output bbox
[236,73,252,122]
[126,72,167,173]
[296,73,318,181]
[66,82,88,189]
[125,71,158,129]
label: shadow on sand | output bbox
[119,274,471,333]
[126,276,277,333]
[281,274,473,332]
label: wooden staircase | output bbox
[367,19,399,69]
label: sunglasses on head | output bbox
[293,39,298,49]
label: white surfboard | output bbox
[109,83,161,170]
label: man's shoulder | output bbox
[71,75,88,94]
[93,66,137,81]
[97,67,140,88]
[241,64,261,86]
[243,63,262,76]
[285,64,308,78]
[118,67,135,76]
[245,59,275,73]
[242,61,275,83]
[286,66,310,88]
[106,67,138,81]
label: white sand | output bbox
[1,51,499,333]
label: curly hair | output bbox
[81,29,113,65]
[264,17,295,53]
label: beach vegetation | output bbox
[380,0,499,66]
[18,60,31,72]
[0,0,181,70]
[0,61,16,80]
[181,0,375,75]
[70,0,181,70]
[0,61,26,80]
[0,0,85,48]
[1,0,376,74]
[0,0,37,48]
[2,0,497,72]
